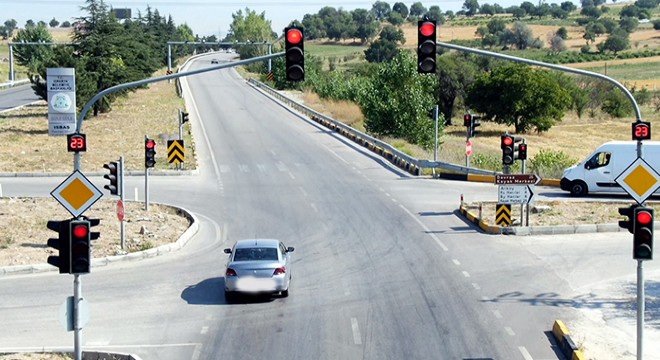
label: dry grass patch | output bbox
[0,71,197,173]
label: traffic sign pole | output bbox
[120,156,126,250]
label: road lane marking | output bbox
[289,172,295,180]
[200,326,208,335]
[462,271,470,278]
[471,283,481,290]
[505,327,515,336]
[310,203,318,213]
[493,310,503,319]
[350,317,362,345]
[452,259,461,266]
[518,346,534,360]
[399,205,449,252]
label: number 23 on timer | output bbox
[67,133,87,152]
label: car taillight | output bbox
[273,267,286,275]
[226,268,237,277]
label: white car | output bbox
[223,239,294,301]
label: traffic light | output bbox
[69,219,91,274]
[463,114,472,127]
[46,219,71,274]
[618,204,638,233]
[517,143,528,161]
[470,115,481,138]
[633,207,654,260]
[284,26,304,81]
[181,111,189,124]
[417,20,436,74]
[501,134,515,165]
[103,161,120,196]
[145,138,156,168]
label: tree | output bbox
[619,17,639,33]
[561,1,577,12]
[371,1,391,20]
[3,19,17,38]
[556,27,568,39]
[25,19,35,28]
[520,1,536,15]
[410,2,427,18]
[49,18,60,28]
[466,64,571,133]
[550,7,569,19]
[364,39,399,63]
[654,19,660,30]
[352,9,378,43]
[228,7,275,60]
[481,3,496,16]
[510,6,527,19]
[392,2,409,19]
[359,51,439,148]
[301,14,326,40]
[60,21,72,28]
[427,6,445,23]
[379,24,405,44]
[549,34,567,52]
[635,0,659,9]
[12,24,54,73]
[435,54,477,125]
[598,31,630,54]
[387,11,405,25]
[581,6,602,19]
[501,21,537,50]
[463,0,480,16]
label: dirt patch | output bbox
[0,197,191,269]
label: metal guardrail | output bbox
[0,79,30,89]
[248,79,497,177]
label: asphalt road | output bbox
[0,84,41,112]
[3,54,656,360]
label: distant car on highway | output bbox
[223,239,294,301]
[211,58,219,64]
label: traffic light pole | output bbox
[145,135,150,212]
[74,273,82,360]
[120,156,126,250]
[638,260,644,360]
[433,105,439,178]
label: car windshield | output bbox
[233,247,278,261]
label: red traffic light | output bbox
[286,28,302,45]
[72,224,89,238]
[146,139,156,149]
[419,22,435,37]
[637,210,653,225]
[502,136,513,146]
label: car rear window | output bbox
[233,247,279,261]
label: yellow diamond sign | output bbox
[615,157,660,205]
[51,170,103,217]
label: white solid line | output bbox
[518,346,534,360]
[324,145,349,164]
[504,327,515,336]
[399,205,449,252]
[191,343,202,360]
[351,317,362,345]
[452,259,461,266]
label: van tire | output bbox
[569,181,588,197]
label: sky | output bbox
[0,0,525,38]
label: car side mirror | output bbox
[223,248,232,254]
[287,247,295,253]
[584,163,591,170]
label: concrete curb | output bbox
[459,204,626,235]
[552,320,586,360]
[0,204,199,277]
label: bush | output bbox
[529,149,578,179]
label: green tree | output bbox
[466,64,571,133]
[364,39,399,63]
[561,1,577,12]
[371,1,391,20]
[427,6,445,23]
[49,18,60,28]
[61,21,72,28]
[435,54,477,125]
[463,0,480,16]
[510,6,527,19]
[410,2,427,18]
[301,14,326,40]
[379,24,405,44]
[359,51,439,148]
[635,0,659,9]
[597,31,630,54]
[556,27,568,39]
[12,24,54,73]
[619,17,639,33]
[500,21,537,50]
[481,3,496,16]
[229,8,274,61]
[392,2,409,19]
[352,9,378,43]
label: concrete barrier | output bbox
[552,320,586,360]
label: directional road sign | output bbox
[615,157,660,205]
[51,170,103,218]
[495,174,541,185]
[498,185,535,204]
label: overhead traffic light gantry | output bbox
[284,26,304,81]
[417,20,436,74]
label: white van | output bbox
[560,141,660,197]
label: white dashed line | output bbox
[452,259,461,266]
[471,283,481,290]
[462,271,470,278]
[289,172,295,180]
[351,317,362,345]
[504,327,515,336]
[310,203,318,213]
[518,346,534,360]
[492,310,503,319]
[200,326,208,335]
